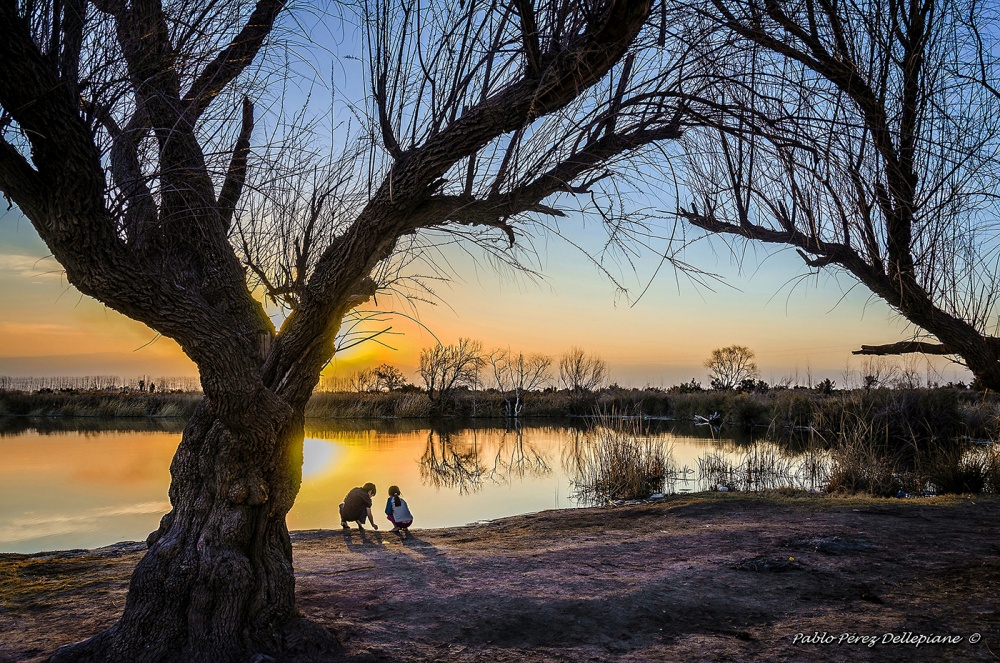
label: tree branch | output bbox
[0,137,45,219]
[413,119,684,245]
[182,0,286,123]
[375,70,403,160]
[0,0,109,233]
[218,95,254,231]
[853,341,955,356]
[87,101,159,243]
[58,0,88,97]
[512,0,541,77]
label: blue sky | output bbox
[0,5,975,388]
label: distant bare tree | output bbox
[350,368,380,393]
[0,0,693,658]
[419,338,484,407]
[373,364,408,392]
[487,348,552,417]
[892,356,924,390]
[675,0,1000,390]
[350,364,406,392]
[705,345,759,390]
[559,347,608,394]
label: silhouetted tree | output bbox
[705,345,759,390]
[676,0,1000,389]
[373,364,407,392]
[559,347,608,394]
[419,338,483,408]
[0,0,691,659]
[350,368,380,393]
[487,348,552,417]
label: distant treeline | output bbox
[4,373,1000,448]
[0,375,201,393]
[305,384,1000,441]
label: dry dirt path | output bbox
[2,493,999,662]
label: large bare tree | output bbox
[674,0,1000,389]
[487,347,552,417]
[704,344,758,390]
[0,0,691,659]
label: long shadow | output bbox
[340,525,384,552]
[394,532,452,574]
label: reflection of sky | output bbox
[0,423,827,554]
[302,437,339,480]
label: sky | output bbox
[0,8,976,390]
[0,203,970,388]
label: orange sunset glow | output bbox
[0,206,971,387]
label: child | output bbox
[340,482,379,531]
[384,485,413,539]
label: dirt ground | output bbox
[1,493,999,662]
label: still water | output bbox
[0,418,822,553]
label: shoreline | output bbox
[2,493,998,661]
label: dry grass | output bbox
[696,442,829,493]
[570,412,674,503]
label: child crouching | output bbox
[385,485,413,539]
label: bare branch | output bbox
[375,70,404,160]
[218,95,254,231]
[182,0,286,123]
[853,342,956,357]
[59,0,88,97]
[512,0,541,77]
[0,136,45,219]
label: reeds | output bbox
[915,439,1000,495]
[696,442,829,492]
[0,391,201,418]
[571,410,674,503]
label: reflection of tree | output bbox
[560,425,589,478]
[417,425,552,492]
[419,430,487,494]
[488,425,552,483]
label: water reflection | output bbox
[696,442,830,492]
[488,426,552,484]
[0,417,828,554]
[418,426,554,494]
[419,429,487,493]
[0,416,187,436]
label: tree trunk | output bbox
[49,395,339,662]
[889,282,1000,391]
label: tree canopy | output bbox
[674,0,1000,388]
[0,1,698,659]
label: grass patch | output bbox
[571,411,674,503]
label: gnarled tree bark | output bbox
[0,0,693,659]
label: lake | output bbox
[0,418,827,553]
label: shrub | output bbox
[729,394,771,430]
[571,411,673,503]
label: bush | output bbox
[571,412,673,503]
[729,394,771,430]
